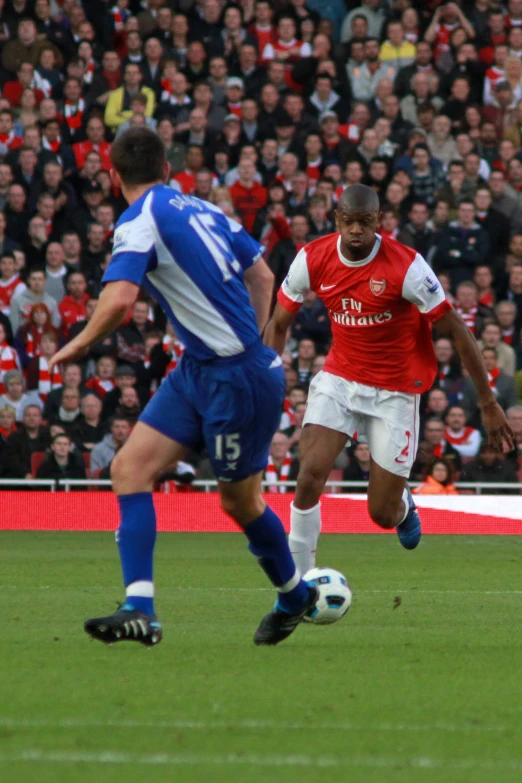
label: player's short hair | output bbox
[110,127,166,187]
[337,183,380,214]
[482,347,498,357]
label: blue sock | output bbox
[116,493,156,616]
[244,505,309,612]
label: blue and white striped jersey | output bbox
[102,185,264,360]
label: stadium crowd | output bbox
[0,0,522,493]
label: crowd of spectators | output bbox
[0,0,522,493]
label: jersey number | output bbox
[189,213,241,282]
[215,433,241,461]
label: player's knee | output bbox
[297,462,327,499]
[220,493,236,518]
[111,451,150,492]
[220,493,264,526]
[110,451,124,482]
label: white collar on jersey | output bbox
[337,233,382,267]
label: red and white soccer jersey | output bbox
[0,274,26,315]
[278,233,451,395]
[262,38,312,62]
[0,342,21,393]
[484,65,505,105]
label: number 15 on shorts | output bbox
[215,433,241,467]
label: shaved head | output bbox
[338,184,380,214]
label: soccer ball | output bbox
[304,567,352,625]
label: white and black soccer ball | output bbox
[304,567,352,625]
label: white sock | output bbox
[126,580,154,598]
[398,488,410,525]
[289,502,321,576]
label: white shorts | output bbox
[304,371,420,478]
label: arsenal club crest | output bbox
[370,277,386,296]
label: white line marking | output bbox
[0,749,520,771]
[0,717,511,734]
[2,585,522,595]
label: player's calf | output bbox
[367,505,400,530]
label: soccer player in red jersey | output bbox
[264,185,513,570]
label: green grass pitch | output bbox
[1,531,522,783]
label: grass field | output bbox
[1,532,522,783]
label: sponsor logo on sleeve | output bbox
[113,229,129,251]
[423,274,440,295]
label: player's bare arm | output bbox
[49,280,139,371]
[435,308,514,451]
[243,258,274,332]
[264,302,295,354]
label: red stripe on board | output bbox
[0,492,521,534]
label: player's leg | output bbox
[219,471,318,646]
[220,471,310,608]
[290,423,348,574]
[366,458,408,528]
[365,392,421,549]
[85,367,203,645]
[202,345,317,645]
[110,421,186,611]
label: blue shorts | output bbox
[140,340,285,482]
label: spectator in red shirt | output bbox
[72,116,112,172]
[170,145,205,194]
[248,0,275,62]
[85,355,116,398]
[261,16,312,65]
[58,272,89,338]
[0,109,23,153]
[229,159,268,234]
[3,61,47,107]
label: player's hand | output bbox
[480,401,514,452]
[48,342,89,373]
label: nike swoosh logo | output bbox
[320,284,336,291]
